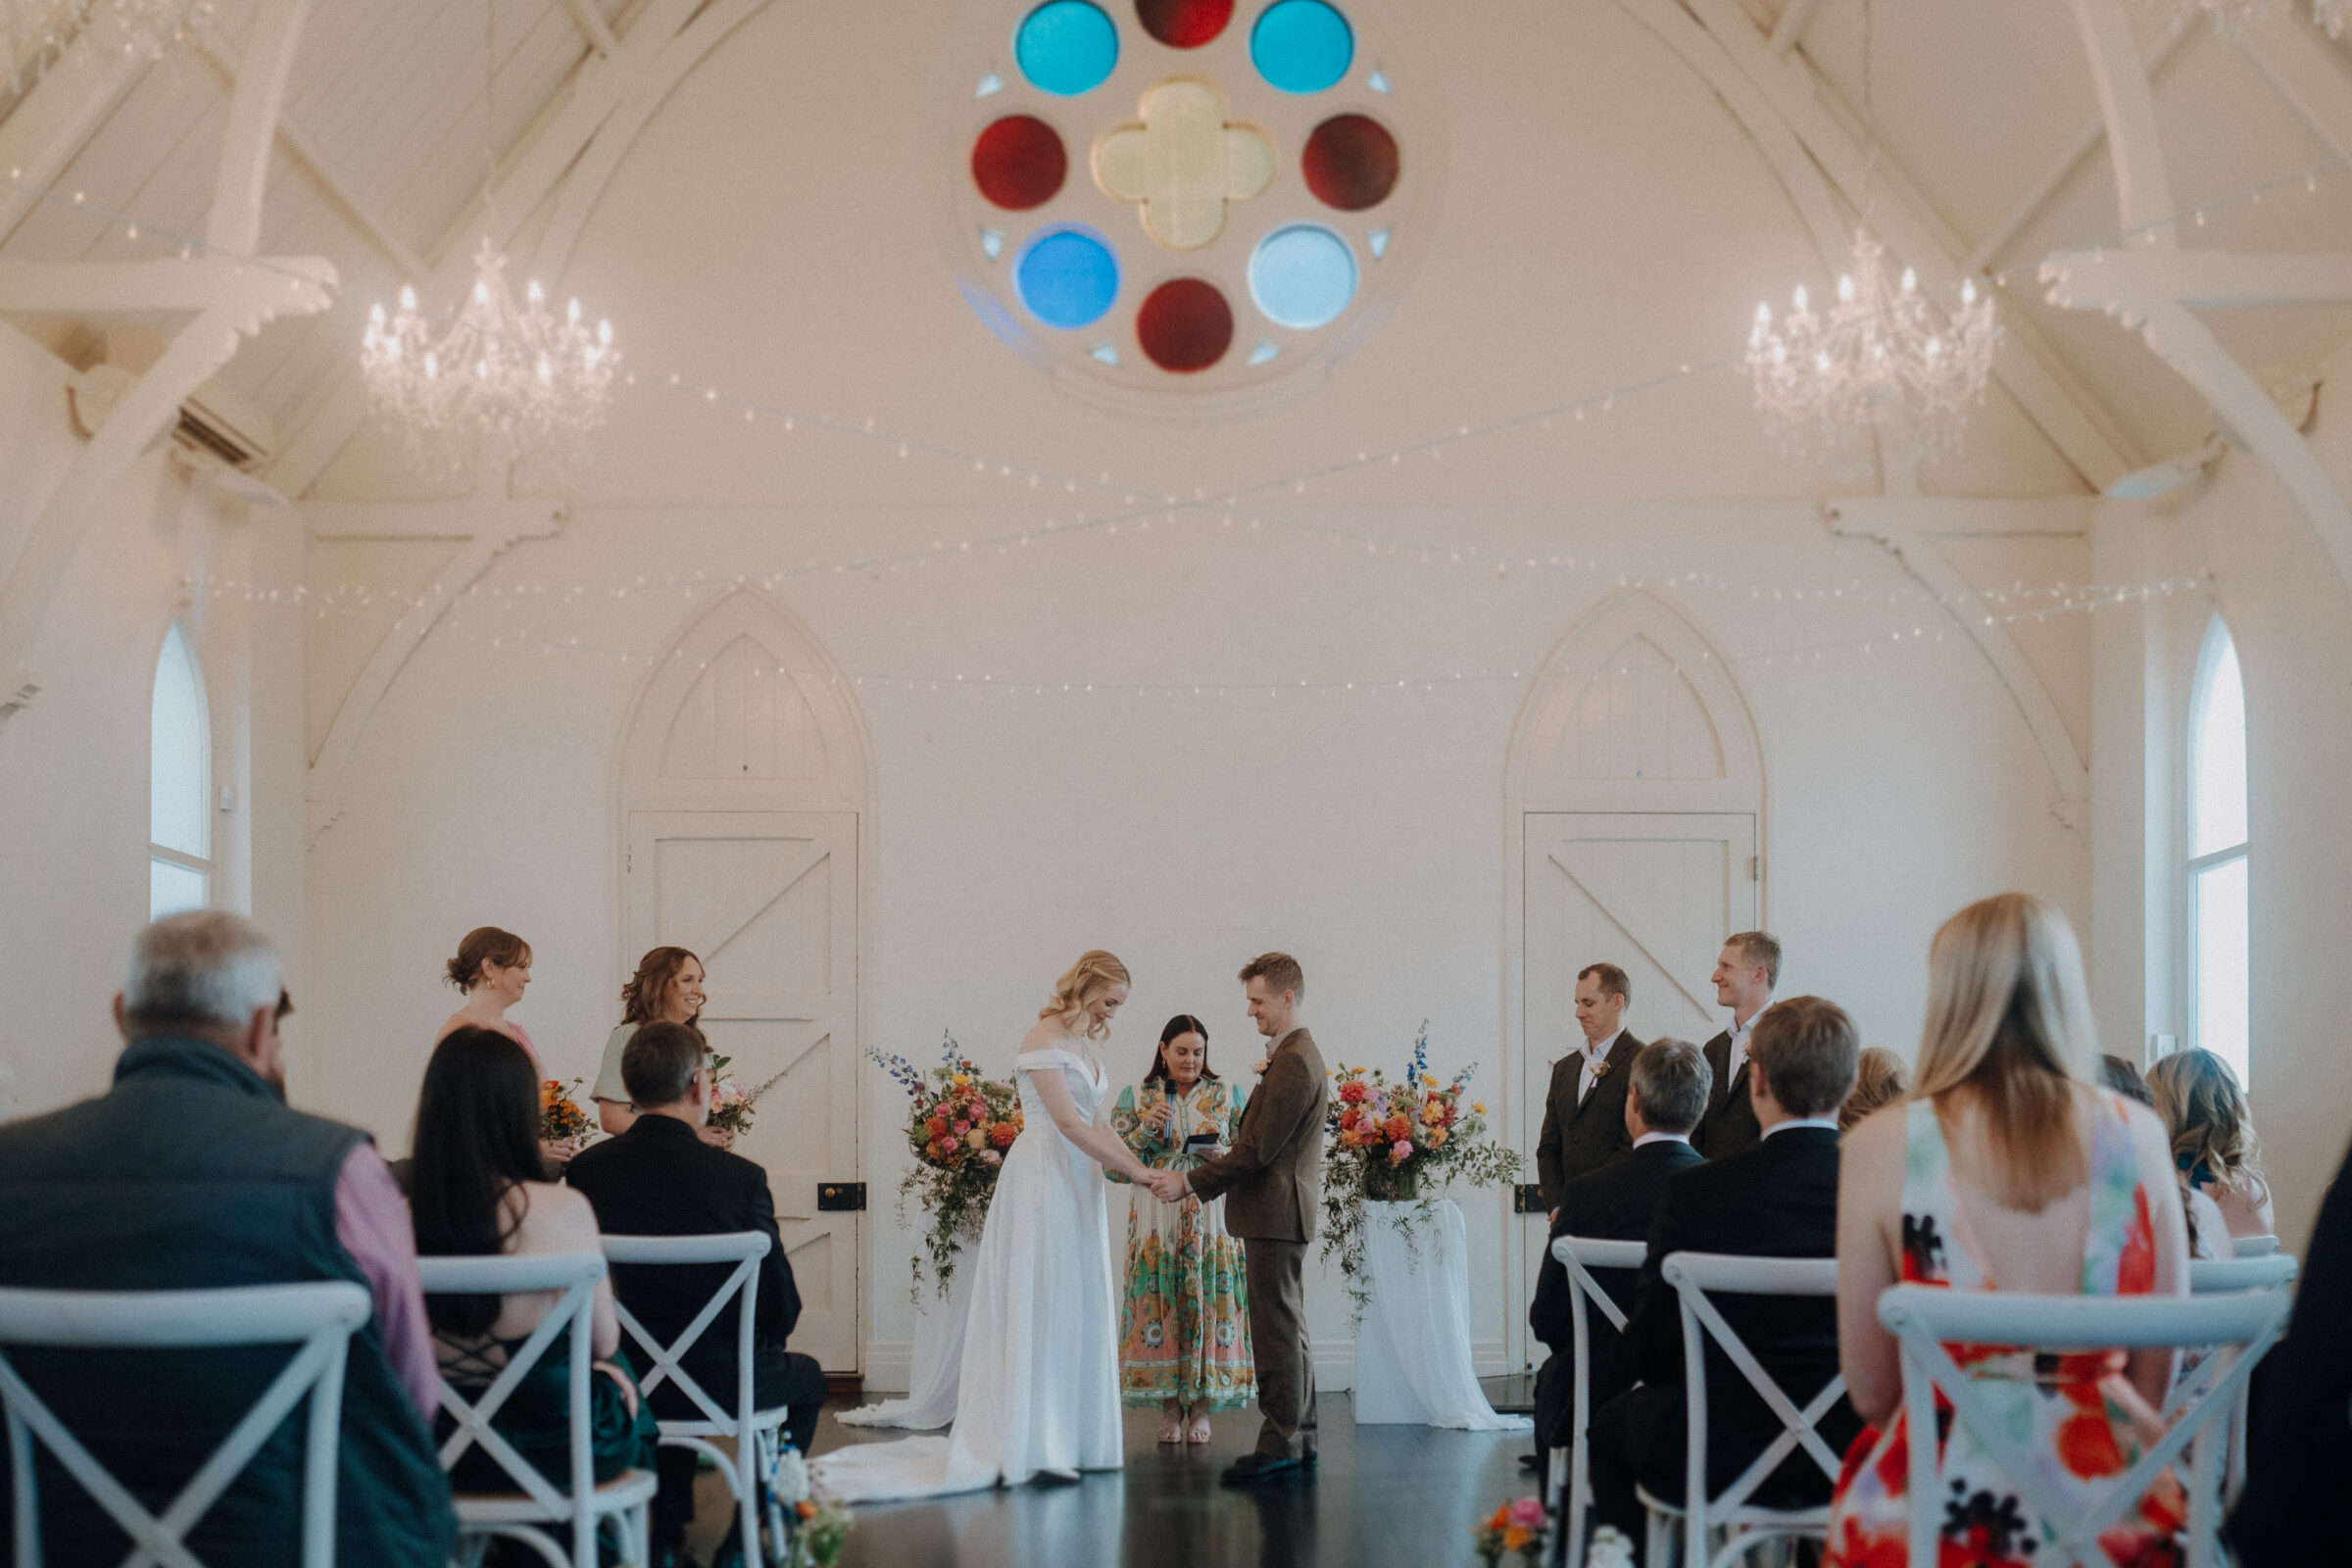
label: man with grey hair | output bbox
[0,912,454,1565]
[1523,1039,1709,1476]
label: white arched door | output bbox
[620,592,873,1374]
[1503,590,1763,1367]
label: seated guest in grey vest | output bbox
[1526,1039,1709,1476]
[1588,996,1861,1560]
[0,912,455,1566]
[565,1022,826,1566]
[1537,963,1646,1215]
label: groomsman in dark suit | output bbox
[1525,1039,1710,1476]
[1691,932,1780,1158]
[1588,996,1861,1556]
[1536,963,1645,1217]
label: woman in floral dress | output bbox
[1829,893,2192,1568]
[1108,1014,1255,1445]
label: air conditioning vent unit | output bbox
[64,322,277,473]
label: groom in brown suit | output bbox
[1156,952,1329,1485]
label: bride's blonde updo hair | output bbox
[1041,950,1132,1041]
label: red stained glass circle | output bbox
[1301,113,1399,211]
[1136,277,1233,372]
[1135,0,1233,48]
[971,115,1068,210]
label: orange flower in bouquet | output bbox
[868,1033,1022,1295]
[539,1078,591,1143]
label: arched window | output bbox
[2187,615,2249,1086]
[150,621,211,919]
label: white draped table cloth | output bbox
[1351,1198,1533,1431]
[836,1253,970,1430]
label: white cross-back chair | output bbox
[1542,1236,1646,1568]
[601,1233,791,1565]
[1878,1284,2290,1568]
[2175,1251,2299,1501]
[1637,1252,1846,1568]
[416,1252,656,1568]
[0,1280,370,1568]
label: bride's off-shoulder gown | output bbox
[812,1046,1125,1499]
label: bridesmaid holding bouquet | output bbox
[1108,1014,1256,1445]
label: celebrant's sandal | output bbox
[1158,1412,1185,1445]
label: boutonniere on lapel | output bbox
[1590,1056,1614,1082]
[1250,1055,1271,1077]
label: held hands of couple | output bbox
[1146,1168,1192,1203]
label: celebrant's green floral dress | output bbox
[1107,1077,1256,1410]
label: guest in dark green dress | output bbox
[410,1030,656,1510]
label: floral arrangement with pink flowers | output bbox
[867,1033,1022,1296]
[705,1054,787,1139]
[1473,1495,1551,1566]
[1319,1023,1523,1318]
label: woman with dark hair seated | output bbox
[410,1028,655,1507]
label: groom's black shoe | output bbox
[1220,1453,1307,1486]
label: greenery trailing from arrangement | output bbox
[866,1033,1022,1299]
[1317,1023,1524,1321]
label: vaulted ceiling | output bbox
[2,0,2349,501]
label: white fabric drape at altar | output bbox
[836,1250,971,1430]
[1351,1198,1532,1431]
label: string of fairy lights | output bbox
[5,138,2332,688]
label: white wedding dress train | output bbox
[812,1046,1124,1500]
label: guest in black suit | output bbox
[2228,1131,2352,1564]
[1526,1038,1710,1475]
[1589,995,1861,1558]
[564,1022,825,1568]
[1537,962,1646,1214]
[1691,932,1780,1158]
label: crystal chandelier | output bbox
[1745,231,1998,460]
[362,240,617,470]
[359,0,618,472]
[3,0,212,89]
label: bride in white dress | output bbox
[812,951,1158,1500]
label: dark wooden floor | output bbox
[694,1383,1533,1568]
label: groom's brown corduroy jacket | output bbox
[1187,1028,1328,1241]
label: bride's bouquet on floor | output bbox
[867,1033,1021,1295]
[1320,1022,1523,1317]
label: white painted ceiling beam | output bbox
[0,45,156,249]
[184,37,429,284]
[1681,0,2141,488]
[1963,10,2196,276]
[558,0,622,60]
[2231,6,2352,160]
[209,0,313,256]
[2065,0,2176,245]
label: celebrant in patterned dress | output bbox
[1108,1014,1256,1445]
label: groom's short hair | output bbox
[622,1020,706,1108]
[1239,952,1304,1003]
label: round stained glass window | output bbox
[1250,0,1353,94]
[1015,226,1121,326]
[1015,1,1120,96]
[951,0,1419,390]
[1249,224,1354,328]
[972,115,1069,209]
[1136,277,1234,370]
[1134,0,1233,47]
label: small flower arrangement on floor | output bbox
[867,1032,1022,1295]
[1473,1495,1549,1565]
[539,1078,591,1144]
[705,1054,787,1138]
[770,1448,851,1567]
[1319,1023,1524,1318]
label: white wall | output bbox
[0,319,306,1115]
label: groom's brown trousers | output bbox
[1185,1026,1330,1465]
[1244,1238,1318,1459]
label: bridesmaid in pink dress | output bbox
[437,927,573,1166]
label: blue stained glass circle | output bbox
[1248,224,1355,329]
[1250,0,1352,94]
[1015,226,1121,327]
[1015,2,1119,96]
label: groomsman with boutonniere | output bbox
[1692,932,1780,1158]
[1536,963,1646,1222]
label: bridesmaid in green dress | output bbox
[1108,1014,1256,1445]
